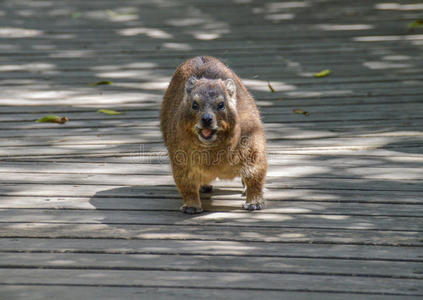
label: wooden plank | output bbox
[1,102,422,121]
[1,196,422,217]
[1,269,421,296]
[1,252,422,279]
[1,136,423,159]
[1,184,422,205]
[2,238,422,261]
[1,121,422,141]
[1,56,422,79]
[3,153,422,166]
[0,0,422,298]
[0,94,422,114]
[0,142,422,158]
[1,106,422,128]
[0,172,422,192]
[0,161,421,181]
[0,223,421,246]
[0,286,410,300]
[1,209,422,231]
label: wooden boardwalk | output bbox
[1,0,423,298]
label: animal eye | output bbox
[192,100,199,111]
[217,102,225,111]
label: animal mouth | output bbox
[197,127,217,141]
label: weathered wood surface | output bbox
[1,0,423,299]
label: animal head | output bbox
[182,76,238,145]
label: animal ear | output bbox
[224,78,236,97]
[185,76,198,94]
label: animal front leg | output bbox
[241,173,265,211]
[174,177,203,214]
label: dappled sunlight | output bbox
[117,27,173,39]
[354,34,423,42]
[347,168,423,180]
[1,1,423,296]
[84,8,139,22]
[162,42,192,51]
[243,78,296,92]
[315,215,349,221]
[192,32,222,40]
[0,63,55,72]
[192,212,294,223]
[363,61,411,69]
[317,24,374,31]
[135,232,194,240]
[264,14,295,21]
[92,62,159,71]
[268,165,331,177]
[0,89,161,105]
[49,50,94,58]
[252,1,309,22]
[95,70,159,79]
[278,233,305,239]
[0,27,43,38]
[382,55,411,61]
[286,90,353,98]
[265,2,310,10]
[375,3,423,10]
[265,207,312,214]
[166,17,206,27]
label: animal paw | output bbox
[180,205,203,214]
[200,185,213,193]
[242,202,264,211]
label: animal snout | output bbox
[201,113,214,127]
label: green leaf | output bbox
[89,80,113,87]
[268,82,276,93]
[36,115,69,124]
[408,20,423,29]
[97,109,123,115]
[293,109,310,116]
[70,12,82,19]
[314,69,331,78]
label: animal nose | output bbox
[201,113,213,127]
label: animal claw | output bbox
[181,206,203,214]
[242,202,263,211]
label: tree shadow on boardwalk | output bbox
[1,0,423,297]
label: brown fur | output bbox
[160,56,267,214]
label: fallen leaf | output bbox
[314,69,331,78]
[408,20,423,30]
[89,80,113,87]
[97,109,123,115]
[36,115,69,124]
[268,82,276,93]
[293,109,310,116]
[70,12,82,19]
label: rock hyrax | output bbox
[160,56,267,214]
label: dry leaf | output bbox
[89,80,113,87]
[268,82,276,93]
[408,20,423,30]
[97,109,122,115]
[36,115,69,124]
[293,109,310,116]
[314,69,331,78]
